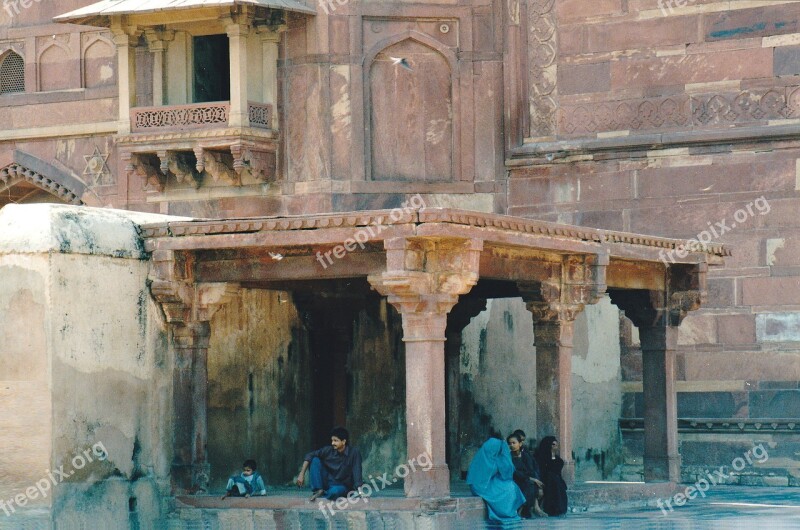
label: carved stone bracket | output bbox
[231,143,275,182]
[149,250,240,324]
[519,253,608,322]
[368,237,483,318]
[124,152,164,192]
[610,262,706,328]
[201,149,240,186]
[157,151,200,188]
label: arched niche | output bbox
[83,36,116,89]
[365,32,458,183]
[38,43,71,92]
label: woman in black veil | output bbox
[534,436,568,516]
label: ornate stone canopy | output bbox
[140,208,728,495]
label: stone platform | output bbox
[165,481,685,529]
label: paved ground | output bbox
[482,487,800,530]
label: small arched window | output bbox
[0,51,25,94]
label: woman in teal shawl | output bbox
[467,438,526,521]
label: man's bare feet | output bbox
[308,489,325,502]
[534,506,548,517]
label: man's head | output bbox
[331,426,349,452]
[512,429,526,442]
[506,434,522,453]
[242,459,258,476]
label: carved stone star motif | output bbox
[83,146,112,185]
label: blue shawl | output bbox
[467,438,526,521]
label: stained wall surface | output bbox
[0,205,173,527]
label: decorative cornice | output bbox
[620,418,800,434]
[140,208,730,259]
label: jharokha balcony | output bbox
[119,99,279,194]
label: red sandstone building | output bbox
[1,0,799,526]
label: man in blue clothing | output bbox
[296,426,363,501]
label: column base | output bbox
[644,455,681,482]
[405,464,450,498]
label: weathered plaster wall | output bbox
[207,289,313,491]
[458,297,622,481]
[571,297,623,481]
[346,298,406,479]
[0,204,174,527]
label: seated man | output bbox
[296,426,363,501]
[221,459,267,499]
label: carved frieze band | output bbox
[528,0,558,138]
[620,418,800,434]
[560,86,800,136]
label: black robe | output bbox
[511,450,540,515]
[535,453,568,516]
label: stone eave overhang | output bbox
[140,208,730,265]
[54,0,315,27]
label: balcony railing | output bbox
[248,101,272,129]
[130,101,273,132]
[131,102,230,132]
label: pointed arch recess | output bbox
[363,30,461,183]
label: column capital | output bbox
[519,253,607,323]
[256,24,287,42]
[144,28,175,52]
[149,250,239,324]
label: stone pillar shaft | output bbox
[258,28,281,129]
[533,319,575,484]
[401,312,449,497]
[172,321,212,489]
[112,32,137,134]
[227,22,250,128]
[640,324,681,482]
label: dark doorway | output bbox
[193,34,230,103]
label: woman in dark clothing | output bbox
[534,436,568,516]
[507,434,547,518]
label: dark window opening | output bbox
[0,52,25,94]
[193,35,229,103]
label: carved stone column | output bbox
[225,11,252,128]
[150,250,239,492]
[369,237,482,498]
[144,28,174,106]
[519,254,607,484]
[610,263,706,483]
[110,19,140,134]
[257,25,284,130]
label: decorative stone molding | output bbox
[560,86,800,136]
[528,0,558,138]
[0,163,83,205]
